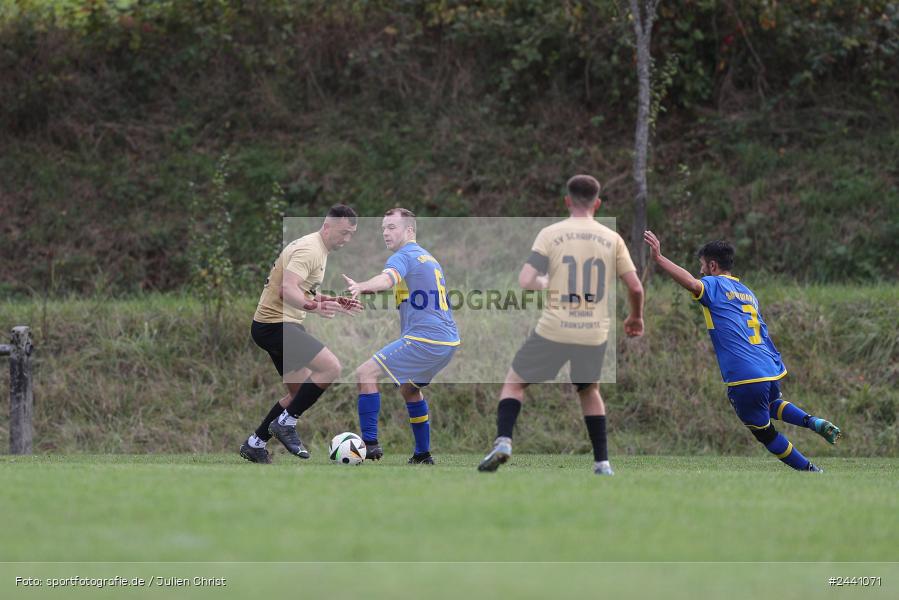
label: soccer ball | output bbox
[328,432,367,465]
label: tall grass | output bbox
[0,282,896,456]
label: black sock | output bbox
[285,379,327,418]
[255,401,284,441]
[496,398,522,439]
[584,415,608,462]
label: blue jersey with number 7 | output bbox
[383,242,460,346]
[692,275,786,386]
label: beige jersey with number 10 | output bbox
[532,218,635,346]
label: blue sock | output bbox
[357,393,381,443]
[765,433,810,470]
[406,399,430,455]
[769,399,811,428]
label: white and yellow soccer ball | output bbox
[328,432,367,465]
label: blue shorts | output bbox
[726,380,782,427]
[372,337,458,388]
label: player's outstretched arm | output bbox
[620,270,644,337]
[317,293,364,315]
[643,230,702,297]
[282,270,340,318]
[342,272,395,298]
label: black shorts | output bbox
[251,320,325,377]
[511,332,606,389]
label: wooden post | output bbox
[9,326,34,455]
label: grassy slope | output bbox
[1,282,896,456]
[1,105,897,296]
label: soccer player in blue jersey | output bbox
[643,231,841,472]
[343,208,460,464]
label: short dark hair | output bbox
[384,207,416,232]
[566,174,601,205]
[697,240,735,271]
[326,204,357,225]
[384,207,415,219]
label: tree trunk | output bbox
[629,0,658,276]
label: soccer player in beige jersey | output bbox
[478,175,645,476]
[240,205,362,464]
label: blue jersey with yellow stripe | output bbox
[384,242,460,346]
[693,275,786,386]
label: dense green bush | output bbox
[1,283,895,455]
[1,1,897,295]
[2,0,896,132]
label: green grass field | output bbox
[1,453,896,598]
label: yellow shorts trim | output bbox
[403,335,461,347]
[746,421,771,430]
[727,370,788,387]
[409,415,429,424]
[372,354,401,386]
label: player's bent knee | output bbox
[501,372,529,398]
[328,361,342,380]
[311,349,341,381]
[324,357,341,378]
[749,422,778,445]
[355,360,380,383]
[400,383,422,402]
[500,384,527,401]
